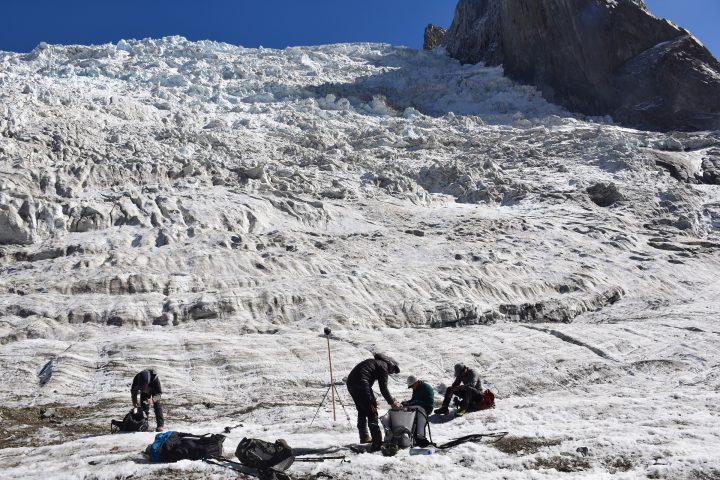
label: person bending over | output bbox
[346,353,401,452]
[131,369,165,432]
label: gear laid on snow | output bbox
[110,407,148,433]
[366,443,383,453]
[453,389,496,414]
[146,431,225,463]
[204,457,291,480]
[381,409,417,449]
[381,442,400,457]
[433,431,508,450]
[236,437,295,472]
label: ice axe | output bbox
[223,423,243,434]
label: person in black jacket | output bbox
[434,363,482,416]
[346,353,401,451]
[131,369,165,431]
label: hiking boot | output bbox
[381,443,399,457]
[155,426,165,432]
[455,409,466,417]
[434,407,449,415]
[415,437,431,448]
[367,443,382,453]
[359,436,373,444]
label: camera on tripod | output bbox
[310,325,351,426]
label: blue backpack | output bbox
[147,431,225,463]
[148,431,175,462]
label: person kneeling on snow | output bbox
[346,353,401,452]
[131,369,165,432]
[401,375,434,446]
[434,363,482,417]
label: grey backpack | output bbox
[383,410,417,449]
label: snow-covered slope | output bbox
[1,37,719,479]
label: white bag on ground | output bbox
[381,409,417,448]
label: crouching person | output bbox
[131,369,165,432]
[347,353,401,452]
[435,363,482,417]
[402,375,434,447]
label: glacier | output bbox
[1,36,719,479]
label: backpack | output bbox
[382,409,417,450]
[147,432,225,462]
[111,408,148,433]
[452,389,496,412]
[476,389,495,410]
[147,431,175,462]
[235,437,295,471]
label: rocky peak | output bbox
[442,0,720,131]
[423,24,447,50]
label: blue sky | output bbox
[0,1,717,56]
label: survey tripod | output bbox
[310,327,352,427]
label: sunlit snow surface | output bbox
[1,37,719,479]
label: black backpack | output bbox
[111,408,148,433]
[235,437,295,471]
[157,432,226,462]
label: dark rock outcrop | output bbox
[424,24,447,50]
[701,149,720,184]
[442,0,720,132]
[586,183,624,207]
[652,148,720,185]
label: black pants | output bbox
[441,385,481,411]
[347,384,381,446]
[140,392,164,428]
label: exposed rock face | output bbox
[587,183,625,208]
[423,24,447,50]
[652,147,720,185]
[701,149,720,184]
[442,0,720,132]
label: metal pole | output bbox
[326,335,337,422]
[333,384,353,426]
[310,386,331,427]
